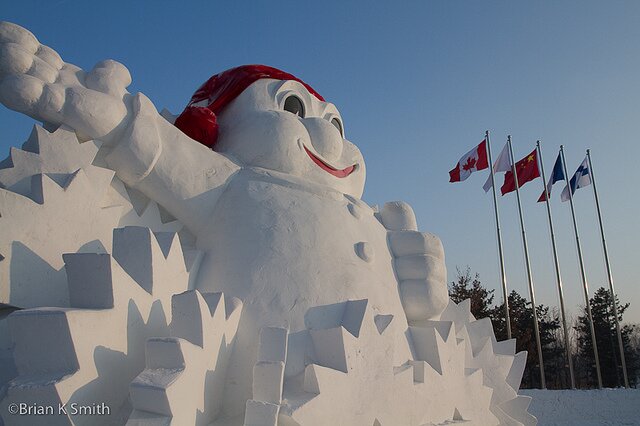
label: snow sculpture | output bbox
[0,21,536,425]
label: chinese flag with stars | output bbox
[501,148,540,195]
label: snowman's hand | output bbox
[381,201,448,322]
[0,21,131,143]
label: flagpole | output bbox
[507,135,546,389]
[486,130,511,339]
[537,141,575,389]
[560,145,602,388]
[586,149,629,388]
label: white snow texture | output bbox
[0,21,537,425]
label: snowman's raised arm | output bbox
[380,201,449,322]
[105,93,240,233]
[0,21,239,233]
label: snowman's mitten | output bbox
[0,21,131,143]
[381,201,449,322]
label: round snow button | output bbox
[354,241,374,263]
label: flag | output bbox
[483,142,511,192]
[501,148,540,195]
[561,156,591,202]
[449,140,489,183]
[537,151,565,202]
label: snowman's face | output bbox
[214,79,366,198]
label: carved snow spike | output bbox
[441,299,536,425]
[0,164,121,308]
[273,299,535,425]
[0,125,100,197]
[0,126,187,312]
[129,290,242,425]
[0,226,191,425]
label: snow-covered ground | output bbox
[522,388,640,425]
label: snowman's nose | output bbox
[302,117,344,164]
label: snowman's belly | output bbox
[195,171,406,332]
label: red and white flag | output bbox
[483,142,511,192]
[449,140,489,183]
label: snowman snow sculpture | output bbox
[0,22,535,426]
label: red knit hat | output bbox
[174,65,324,149]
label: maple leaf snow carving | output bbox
[243,299,535,426]
[0,125,188,308]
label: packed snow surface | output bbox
[522,388,640,425]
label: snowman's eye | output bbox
[331,118,343,136]
[284,95,305,118]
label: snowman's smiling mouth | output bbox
[303,145,356,178]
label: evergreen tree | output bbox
[447,266,572,388]
[627,324,640,386]
[574,287,638,388]
[492,291,561,389]
[540,307,570,389]
[448,266,495,319]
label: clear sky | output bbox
[1,1,639,324]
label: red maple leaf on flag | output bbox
[449,139,488,183]
[462,157,476,171]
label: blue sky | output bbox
[1,1,639,324]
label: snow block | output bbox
[8,309,78,374]
[64,253,115,309]
[252,361,285,404]
[144,337,187,370]
[126,410,172,426]
[243,400,279,426]
[257,327,288,363]
[130,337,193,417]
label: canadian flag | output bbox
[449,140,489,183]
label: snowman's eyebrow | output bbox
[275,80,312,100]
[319,102,340,120]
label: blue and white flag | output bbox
[561,156,591,202]
[538,151,565,202]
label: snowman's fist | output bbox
[0,22,62,74]
[382,201,449,322]
[0,21,131,143]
